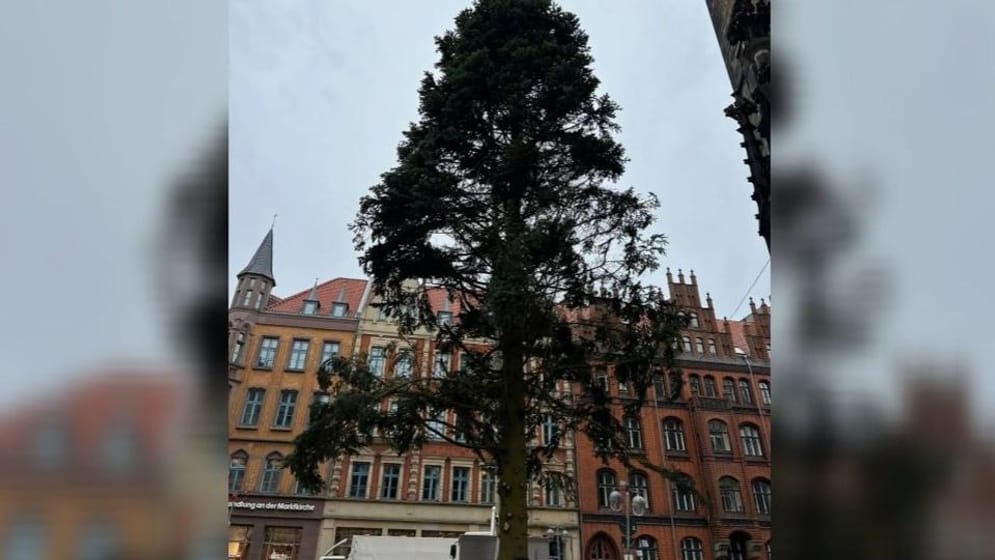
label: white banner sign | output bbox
[228,500,317,512]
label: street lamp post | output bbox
[546,527,568,560]
[608,481,647,560]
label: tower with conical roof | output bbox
[232,227,276,311]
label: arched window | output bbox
[759,380,771,405]
[708,420,731,453]
[392,351,412,378]
[663,418,686,451]
[670,473,695,512]
[624,416,643,449]
[695,338,705,354]
[739,379,754,404]
[707,338,717,354]
[588,535,617,560]
[766,541,772,559]
[635,535,658,560]
[703,376,717,397]
[719,476,745,513]
[689,312,699,328]
[740,424,764,457]
[752,478,772,514]
[680,537,704,560]
[722,378,737,402]
[629,472,649,510]
[258,452,284,493]
[681,336,692,353]
[688,375,701,396]
[597,470,616,509]
[228,450,248,493]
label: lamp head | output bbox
[608,490,623,512]
[631,495,647,516]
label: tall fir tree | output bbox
[287,1,688,558]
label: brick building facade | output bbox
[574,269,771,560]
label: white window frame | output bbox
[347,460,373,499]
[379,462,403,500]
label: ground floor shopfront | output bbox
[228,497,325,560]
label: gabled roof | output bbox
[238,228,275,285]
[720,319,750,355]
[267,277,368,317]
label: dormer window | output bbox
[331,302,348,317]
[437,311,453,326]
[302,301,318,315]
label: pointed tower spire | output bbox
[706,292,713,309]
[238,227,276,286]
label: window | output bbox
[545,477,562,507]
[681,336,692,352]
[303,301,318,315]
[229,451,248,493]
[695,338,705,353]
[349,461,371,498]
[331,302,348,317]
[689,312,699,328]
[451,466,470,502]
[681,538,704,560]
[286,339,309,371]
[653,375,668,401]
[256,293,264,309]
[759,380,771,405]
[589,537,615,560]
[239,388,265,426]
[367,347,385,377]
[597,470,616,509]
[671,475,695,512]
[433,351,450,378]
[753,478,772,514]
[231,332,246,364]
[542,415,559,446]
[708,338,718,354]
[422,465,442,501]
[481,470,496,503]
[426,410,446,440]
[437,311,453,326]
[739,379,754,404]
[719,477,745,513]
[740,424,764,457]
[4,518,47,560]
[703,376,717,397]
[766,541,772,559]
[273,390,298,428]
[663,418,686,451]
[624,416,643,449]
[617,375,630,395]
[392,351,412,378]
[635,536,659,560]
[262,527,301,560]
[708,420,732,453]
[258,453,283,493]
[78,522,119,560]
[723,378,737,402]
[594,370,609,390]
[629,472,649,510]
[688,375,701,396]
[242,289,253,307]
[255,337,279,368]
[376,304,391,321]
[320,341,340,364]
[294,477,314,496]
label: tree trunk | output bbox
[497,358,530,560]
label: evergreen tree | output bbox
[287,2,687,558]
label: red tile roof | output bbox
[267,278,368,317]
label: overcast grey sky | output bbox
[229,0,770,319]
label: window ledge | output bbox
[234,424,258,430]
[285,368,305,373]
[252,366,274,372]
[271,426,294,432]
